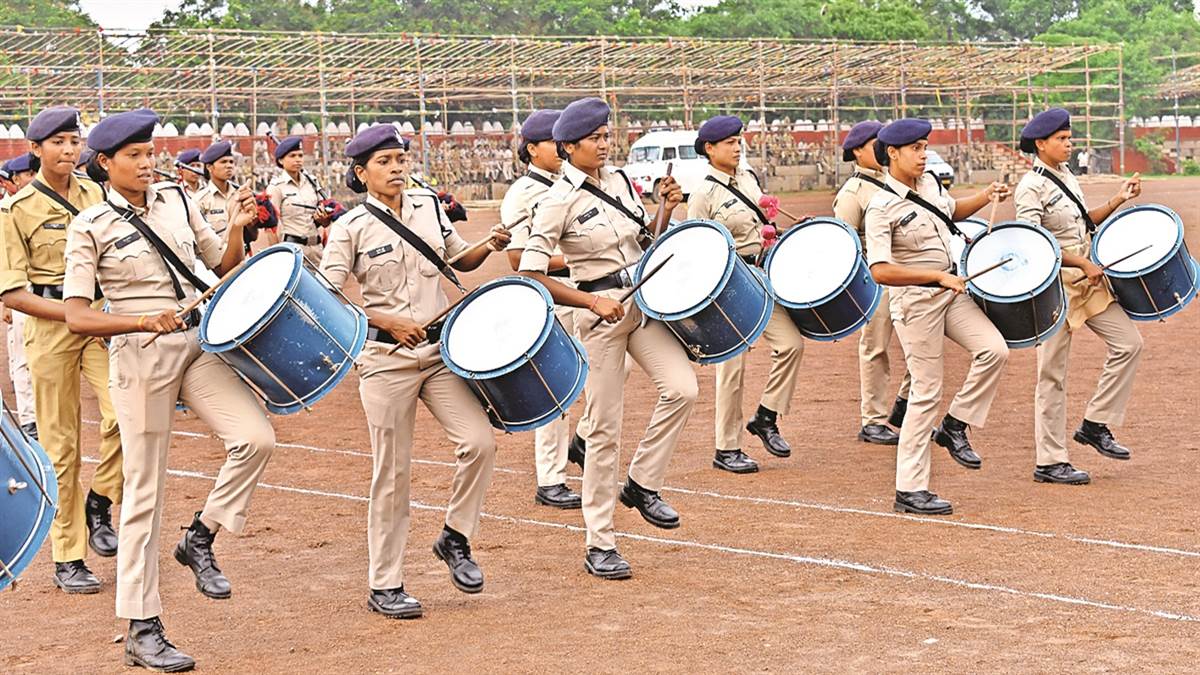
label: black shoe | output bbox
[618,477,679,529]
[567,433,587,469]
[124,617,195,672]
[713,449,759,474]
[894,490,953,515]
[432,527,483,594]
[584,547,632,580]
[52,559,101,594]
[535,483,582,509]
[85,490,118,557]
[1034,463,1092,485]
[368,587,424,619]
[887,397,908,428]
[858,424,900,446]
[1074,420,1131,460]
[932,415,982,470]
[173,513,231,600]
[19,421,38,441]
[745,405,791,458]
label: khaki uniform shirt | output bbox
[864,172,958,272]
[0,171,105,294]
[195,180,235,238]
[320,190,468,368]
[1014,157,1113,328]
[833,166,887,240]
[502,166,559,251]
[63,182,226,315]
[268,171,320,242]
[686,165,765,257]
[518,162,646,282]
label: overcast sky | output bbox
[79,0,722,31]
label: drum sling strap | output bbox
[364,203,466,293]
[882,185,967,240]
[30,179,80,216]
[850,172,888,192]
[577,175,653,239]
[1033,166,1096,233]
[526,172,555,188]
[109,204,210,299]
[704,175,770,225]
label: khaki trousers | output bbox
[1034,301,1142,465]
[8,309,35,425]
[25,311,123,563]
[111,330,275,619]
[576,291,698,551]
[858,288,912,426]
[358,344,496,591]
[890,288,1009,492]
[714,303,805,450]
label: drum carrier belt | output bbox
[1033,166,1096,233]
[704,175,772,226]
[364,203,466,293]
[108,202,211,301]
[881,184,960,284]
[577,171,653,240]
[283,233,316,246]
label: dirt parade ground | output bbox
[2,176,1198,673]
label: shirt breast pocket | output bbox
[363,244,403,292]
[111,236,158,282]
[168,226,199,269]
[31,223,68,266]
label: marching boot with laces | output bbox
[85,489,118,557]
[745,405,791,458]
[124,617,195,672]
[932,414,982,469]
[173,512,231,599]
[432,526,484,594]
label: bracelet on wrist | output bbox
[589,295,599,312]
[136,315,146,331]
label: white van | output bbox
[620,129,719,202]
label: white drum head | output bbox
[950,219,988,264]
[1095,208,1179,273]
[205,249,298,344]
[768,221,858,304]
[445,282,548,372]
[964,226,1057,297]
[638,224,730,315]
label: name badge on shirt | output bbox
[42,222,67,230]
[367,244,394,258]
[1047,194,1063,207]
[209,208,225,216]
[577,207,599,224]
[721,198,739,210]
[115,232,142,249]
[898,212,918,227]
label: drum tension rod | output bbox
[1137,276,1166,322]
[0,555,18,589]
[469,381,510,434]
[0,409,54,507]
[234,346,313,413]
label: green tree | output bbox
[684,0,932,41]
[0,0,95,27]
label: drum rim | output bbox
[998,283,1068,349]
[479,335,590,432]
[962,220,1063,302]
[634,218,736,321]
[1090,204,1185,278]
[440,275,557,379]
[763,216,864,309]
[199,244,303,351]
[0,411,58,591]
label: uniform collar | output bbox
[561,161,604,190]
[853,165,884,179]
[706,164,736,185]
[108,183,163,216]
[528,165,559,181]
[366,192,416,224]
[272,171,302,187]
[33,169,84,202]
[883,171,916,195]
[1033,156,1070,177]
[208,180,233,198]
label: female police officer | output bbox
[62,108,272,672]
[686,114,803,474]
[1014,108,1143,485]
[320,124,509,618]
[267,135,330,264]
[519,97,696,579]
[864,118,1011,515]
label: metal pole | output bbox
[1084,52,1093,153]
[831,43,840,185]
[1173,49,1182,174]
[757,40,767,179]
[96,29,105,118]
[251,68,258,185]
[1118,44,1126,174]
[415,35,429,179]
[317,34,331,189]
[509,38,519,133]
[208,29,218,140]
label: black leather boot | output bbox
[619,476,680,529]
[173,513,231,599]
[887,397,908,428]
[368,587,424,619]
[1074,420,1131,460]
[745,405,791,458]
[932,414,982,469]
[713,449,759,474]
[535,483,582,509]
[894,490,953,515]
[1033,463,1091,485]
[53,559,101,594]
[432,526,484,594]
[567,433,587,469]
[124,617,195,672]
[584,547,632,580]
[85,490,118,557]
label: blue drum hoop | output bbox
[763,216,882,341]
[200,244,368,414]
[440,276,589,432]
[1090,204,1199,321]
[633,219,772,364]
[0,405,57,591]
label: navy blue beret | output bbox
[176,148,201,165]
[76,148,94,168]
[273,135,303,161]
[345,124,406,163]
[842,120,883,161]
[27,106,82,142]
[3,153,34,174]
[552,97,610,142]
[874,118,932,166]
[200,140,232,164]
[1020,108,1071,153]
[695,115,743,156]
[87,109,158,155]
[520,110,560,143]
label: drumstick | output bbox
[385,292,474,355]
[933,257,1013,296]
[646,163,674,239]
[1070,244,1153,285]
[444,215,529,266]
[175,161,244,191]
[985,193,1000,235]
[588,252,675,330]
[140,259,248,348]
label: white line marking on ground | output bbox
[93,458,1200,625]
[82,421,1200,559]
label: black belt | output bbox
[180,309,202,329]
[577,268,634,293]
[548,267,570,278]
[739,254,759,266]
[33,283,103,300]
[365,327,398,345]
[284,234,316,245]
